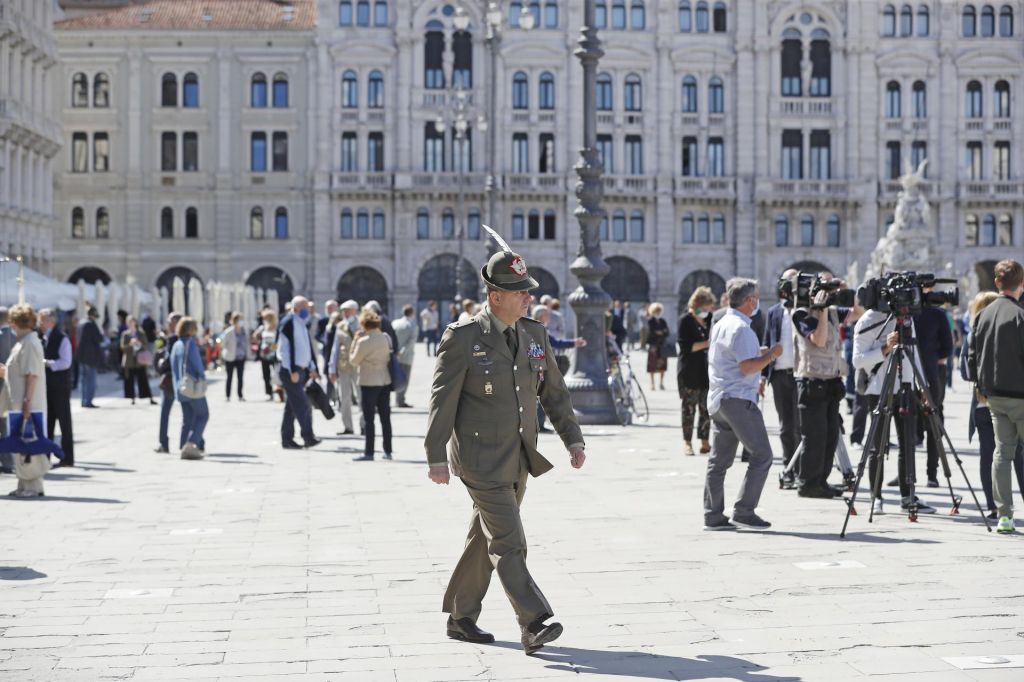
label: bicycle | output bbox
[607,338,649,425]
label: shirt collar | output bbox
[485,305,511,334]
[727,308,752,324]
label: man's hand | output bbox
[758,377,766,398]
[812,290,830,308]
[574,337,588,348]
[569,447,586,469]
[882,331,900,356]
[329,372,338,382]
[428,463,450,485]
[770,344,783,360]
[290,371,299,384]
[310,370,320,382]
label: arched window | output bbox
[185,207,198,239]
[679,1,691,31]
[161,73,177,107]
[708,214,724,243]
[1000,5,1014,35]
[882,5,896,35]
[96,208,110,239]
[72,73,88,107]
[339,0,352,25]
[368,70,384,108]
[624,74,642,112]
[251,132,267,172]
[965,213,978,245]
[612,209,627,242]
[809,31,831,96]
[539,72,555,110]
[250,207,264,239]
[356,0,370,26]
[697,213,710,242]
[966,80,983,118]
[775,215,789,247]
[681,213,694,243]
[912,80,927,118]
[629,209,645,241]
[981,214,997,245]
[981,5,995,36]
[611,0,626,29]
[886,81,901,118]
[93,73,110,108]
[631,0,645,29]
[182,73,199,108]
[900,4,913,35]
[998,213,1013,245]
[596,73,613,110]
[544,0,559,28]
[528,0,542,27]
[826,215,840,247]
[342,70,358,107]
[695,0,709,32]
[251,73,267,107]
[995,80,1011,117]
[442,208,455,239]
[272,73,289,107]
[800,215,815,246]
[512,209,525,240]
[416,207,430,239]
[275,208,288,239]
[160,207,174,239]
[963,5,977,36]
[917,4,930,36]
[424,122,445,171]
[542,209,556,240]
[374,0,388,26]
[682,76,698,112]
[708,77,724,113]
[341,208,354,239]
[357,208,370,238]
[781,32,802,96]
[713,2,727,31]
[373,209,386,239]
[452,28,473,88]
[71,207,85,238]
[424,22,445,89]
[467,208,481,240]
[512,71,529,109]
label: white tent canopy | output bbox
[0,258,92,312]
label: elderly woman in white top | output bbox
[349,310,393,462]
[0,304,50,497]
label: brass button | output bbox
[513,365,518,370]
[518,427,524,433]
[474,432,479,436]
[516,385,520,391]
[519,407,523,412]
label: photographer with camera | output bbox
[759,269,801,487]
[791,274,857,498]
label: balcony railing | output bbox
[776,97,834,116]
[958,180,1022,199]
[504,174,564,192]
[332,172,392,189]
[603,175,655,192]
[407,171,489,188]
[420,90,475,109]
[680,114,699,126]
[674,176,736,197]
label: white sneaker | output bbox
[872,497,884,515]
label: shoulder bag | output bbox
[178,338,208,399]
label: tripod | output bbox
[780,425,856,491]
[840,311,991,537]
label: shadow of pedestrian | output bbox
[202,453,258,458]
[29,495,126,504]
[749,530,941,544]
[488,642,801,681]
[0,566,47,580]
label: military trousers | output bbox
[443,465,552,628]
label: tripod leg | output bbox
[900,387,918,522]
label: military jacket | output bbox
[425,308,584,483]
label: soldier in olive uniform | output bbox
[426,248,586,655]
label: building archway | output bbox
[245,266,294,311]
[337,266,389,314]
[602,256,651,304]
[66,266,111,285]
[678,270,726,312]
[155,266,202,291]
[529,266,560,301]
[417,254,479,322]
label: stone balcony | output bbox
[755,178,856,205]
[773,96,835,117]
[673,176,736,200]
[503,173,564,194]
[957,180,1023,201]
[602,174,655,194]
[331,172,393,190]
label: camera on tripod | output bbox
[856,272,959,316]
[779,272,856,309]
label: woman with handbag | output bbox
[0,304,50,497]
[253,309,283,402]
[677,288,715,456]
[121,316,156,405]
[349,310,393,462]
[646,302,670,391]
[219,312,247,402]
[170,317,208,460]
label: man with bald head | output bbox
[759,268,801,487]
[275,296,321,449]
[38,309,74,467]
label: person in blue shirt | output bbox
[170,317,207,460]
[276,296,321,449]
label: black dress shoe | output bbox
[303,438,322,448]
[798,485,836,499]
[382,452,393,460]
[352,454,374,461]
[521,618,563,655]
[446,616,495,644]
[339,428,354,435]
[282,440,303,450]
[153,447,169,454]
[397,402,413,408]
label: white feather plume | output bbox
[482,224,512,253]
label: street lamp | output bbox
[566,0,617,423]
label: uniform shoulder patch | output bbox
[519,317,546,331]
[447,318,474,331]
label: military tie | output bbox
[504,327,518,358]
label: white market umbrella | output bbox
[108,282,122,324]
[267,288,279,315]
[76,279,88,320]
[159,286,170,322]
[94,280,107,329]
[188,279,205,330]
[171,277,186,316]
[244,286,257,329]
[206,282,219,331]
[149,285,162,320]
[128,284,141,319]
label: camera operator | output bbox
[913,287,954,488]
[853,307,935,515]
[792,277,856,498]
[759,269,801,487]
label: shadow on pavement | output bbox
[34,495,127,504]
[488,642,801,681]
[0,566,47,580]
[202,453,259,458]
[747,530,941,544]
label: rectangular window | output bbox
[781,40,802,96]
[707,137,724,176]
[625,135,643,175]
[809,130,830,180]
[597,134,614,174]
[251,132,267,172]
[357,211,369,239]
[424,124,445,172]
[781,129,802,179]
[442,212,454,239]
[809,40,831,96]
[182,132,198,172]
[543,212,556,240]
[528,211,540,239]
[416,211,429,239]
[372,212,385,239]
[712,215,726,243]
[966,141,983,180]
[341,132,358,171]
[93,133,109,172]
[72,132,88,172]
[467,210,480,240]
[368,132,384,172]
[629,212,644,242]
[512,212,525,240]
[886,141,902,180]
[682,136,698,176]
[539,133,555,173]
[161,132,177,171]
[272,132,288,171]
[453,130,472,172]
[512,133,529,173]
[341,211,353,239]
[911,141,927,176]
[994,141,1011,180]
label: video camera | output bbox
[856,271,959,316]
[778,272,856,310]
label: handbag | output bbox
[305,380,335,420]
[178,339,207,399]
[385,335,406,391]
[137,350,154,366]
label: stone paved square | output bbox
[2,347,1022,681]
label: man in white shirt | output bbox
[420,300,440,356]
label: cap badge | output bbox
[510,256,528,276]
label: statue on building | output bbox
[866,159,935,279]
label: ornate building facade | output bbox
[1,0,62,270]
[53,0,1022,322]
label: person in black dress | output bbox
[646,302,670,390]
[677,287,715,456]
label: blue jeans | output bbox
[80,364,97,406]
[280,367,314,443]
[179,397,208,450]
[159,386,175,450]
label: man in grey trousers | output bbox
[703,278,783,531]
